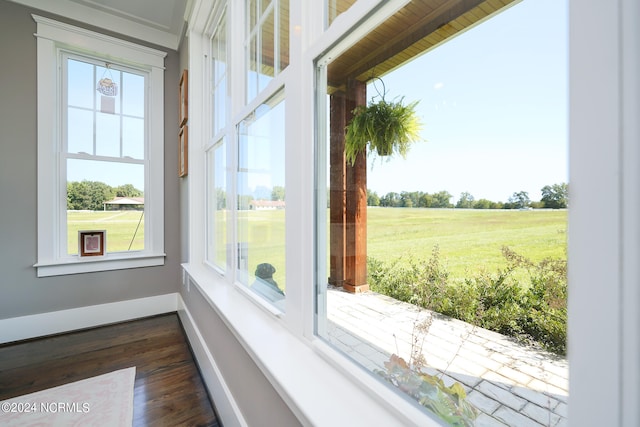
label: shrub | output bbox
[368,246,567,355]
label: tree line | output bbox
[67,180,143,211]
[367,183,568,209]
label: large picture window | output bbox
[34,16,166,277]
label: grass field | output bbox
[67,210,145,254]
[366,208,567,282]
[67,208,567,287]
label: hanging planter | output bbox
[344,80,422,166]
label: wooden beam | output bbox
[328,91,347,287]
[344,79,369,293]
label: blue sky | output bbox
[366,0,568,203]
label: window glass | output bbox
[64,55,147,256]
[237,93,286,311]
[246,0,289,104]
[207,140,228,269]
[315,0,568,425]
[211,8,227,137]
[326,0,356,28]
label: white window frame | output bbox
[181,0,640,425]
[186,0,440,424]
[33,15,167,277]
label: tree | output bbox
[400,192,414,207]
[456,192,475,209]
[271,185,286,201]
[418,193,433,208]
[541,183,568,209]
[380,192,400,207]
[431,191,453,208]
[67,180,114,211]
[367,189,380,206]
[215,187,227,209]
[114,183,142,197]
[473,199,492,209]
[508,191,531,209]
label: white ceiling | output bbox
[10,0,190,50]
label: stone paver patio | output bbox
[325,286,568,426]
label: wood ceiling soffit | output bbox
[327,0,514,91]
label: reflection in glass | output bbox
[237,93,286,310]
[245,0,289,104]
[326,0,357,28]
[207,141,227,270]
[211,8,228,137]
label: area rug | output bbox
[0,366,136,426]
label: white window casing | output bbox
[33,15,167,277]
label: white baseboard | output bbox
[177,296,247,427]
[0,293,179,344]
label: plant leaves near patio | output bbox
[345,98,422,166]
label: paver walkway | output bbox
[325,286,568,426]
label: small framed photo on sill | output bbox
[78,230,106,257]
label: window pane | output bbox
[212,10,228,137]
[122,72,145,118]
[279,0,289,72]
[207,141,227,269]
[96,111,120,157]
[326,0,356,28]
[237,94,286,311]
[122,117,144,159]
[66,159,145,254]
[245,0,288,104]
[67,107,93,154]
[259,9,275,93]
[316,1,568,425]
[67,59,94,109]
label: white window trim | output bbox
[33,15,167,277]
[185,0,640,424]
[185,0,446,425]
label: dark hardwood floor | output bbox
[0,313,220,426]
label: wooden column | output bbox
[344,79,369,293]
[328,91,346,287]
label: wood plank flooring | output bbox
[0,313,220,426]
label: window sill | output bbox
[182,263,440,427]
[34,252,166,277]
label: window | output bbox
[34,16,166,277]
[315,0,568,425]
[245,0,289,104]
[206,140,228,270]
[237,93,286,311]
[206,8,229,271]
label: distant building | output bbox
[103,197,144,211]
[248,200,285,211]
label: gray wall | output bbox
[0,0,181,319]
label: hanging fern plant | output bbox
[345,93,423,166]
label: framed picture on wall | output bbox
[179,125,188,177]
[78,230,106,257]
[179,69,188,127]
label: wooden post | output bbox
[344,79,369,293]
[328,91,346,287]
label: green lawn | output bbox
[67,210,145,254]
[367,208,567,282]
[68,208,567,288]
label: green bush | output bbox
[368,246,567,355]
